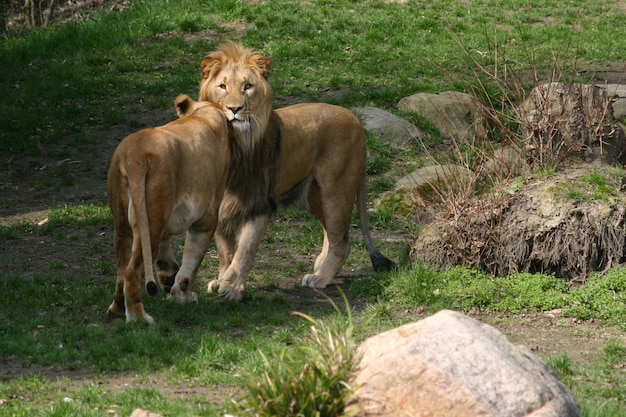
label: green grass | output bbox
[2,0,626,416]
[2,0,625,155]
[2,203,626,414]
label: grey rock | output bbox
[352,106,425,149]
[482,146,524,185]
[348,310,580,417]
[600,84,626,121]
[395,163,474,196]
[397,91,488,141]
[129,409,163,417]
[517,82,626,168]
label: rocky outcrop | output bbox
[410,164,626,281]
[393,83,626,281]
[517,82,626,169]
[352,106,425,149]
[601,84,626,122]
[348,310,580,417]
[397,91,488,141]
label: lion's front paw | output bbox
[302,274,331,289]
[209,279,244,301]
[218,285,244,301]
[167,286,198,303]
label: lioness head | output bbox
[174,94,220,118]
[198,42,272,151]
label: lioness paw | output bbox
[126,312,154,325]
[218,285,244,302]
[167,286,198,303]
[302,274,330,289]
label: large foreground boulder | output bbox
[348,310,580,417]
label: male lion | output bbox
[198,42,395,301]
[107,95,229,324]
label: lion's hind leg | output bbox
[302,228,350,288]
[108,202,132,317]
[168,225,216,304]
[301,182,352,289]
[123,264,154,324]
[108,270,126,317]
[156,235,180,293]
[121,240,154,324]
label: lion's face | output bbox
[198,42,272,149]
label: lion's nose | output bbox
[228,106,243,115]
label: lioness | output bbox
[107,95,229,324]
[198,42,395,301]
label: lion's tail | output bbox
[357,171,396,272]
[126,161,159,297]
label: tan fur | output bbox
[107,95,230,324]
[198,42,394,301]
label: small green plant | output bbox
[533,169,557,180]
[544,352,574,385]
[231,293,358,417]
[600,339,626,368]
[565,269,626,323]
[550,169,620,203]
[583,170,618,201]
[385,263,447,311]
[563,185,591,202]
[389,265,571,314]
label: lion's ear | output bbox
[252,55,272,80]
[175,94,195,118]
[200,56,220,80]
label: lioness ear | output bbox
[200,56,220,80]
[175,94,194,118]
[252,55,272,80]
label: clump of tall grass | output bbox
[230,294,359,417]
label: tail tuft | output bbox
[146,281,159,297]
[370,251,396,272]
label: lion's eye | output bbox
[243,83,253,91]
[218,83,227,90]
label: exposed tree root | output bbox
[410,165,626,282]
